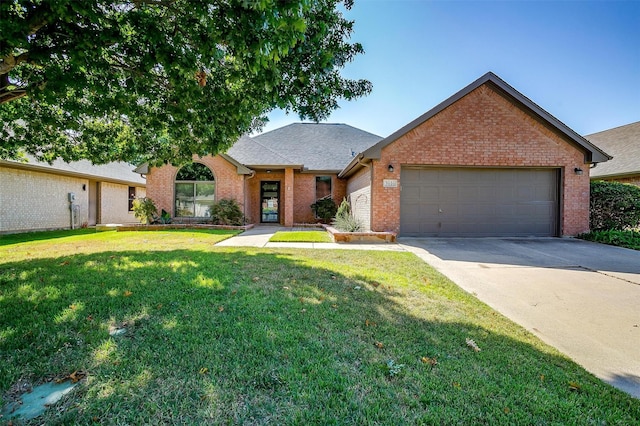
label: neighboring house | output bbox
[585,121,640,186]
[0,156,146,233]
[143,72,610,237]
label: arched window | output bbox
[175,163,215,217]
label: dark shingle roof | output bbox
[2,154,145,185]
[586,121,640,178]
[226,123,382,171]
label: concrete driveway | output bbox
[400,237,640,398]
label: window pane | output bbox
[176,183,194,198]
[316,176,332,200]
[195,200,215,217]
[196,183,215,198]
[176,200,194,217]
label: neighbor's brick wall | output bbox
[594,175,640,187]
[100,182,145,224]
[0,166,89,232]
[346,166,372,231]
[371,85,590,236]
[146,155,245,217]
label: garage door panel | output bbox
[400,168,559,237]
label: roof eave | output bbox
[590,170,640,180]
[338,153,366,179]
[0,159,146,186]
[219,154,252,175]
[242,164,304,170]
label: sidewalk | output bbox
[215,226,405,251]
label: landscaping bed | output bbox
[97,223,252,232]
[323,224,397,243]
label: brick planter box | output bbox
[322,225,396,243]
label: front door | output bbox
[260,181,280,223]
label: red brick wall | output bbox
[369,84,590,236]
[146,155,245,217]
[293,174,345,224]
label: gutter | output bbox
[338,153,365,179]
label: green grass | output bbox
[1,230,639,424]
[578,229,640,250]
[269,230,333,243]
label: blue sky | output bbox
[262,0,640,137]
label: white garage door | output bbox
[400,167,559,237]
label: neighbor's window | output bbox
[128,186,136,211]
[175,163,215,217]
[315,176,332,200]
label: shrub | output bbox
[310,197,338,222]
[156,209,172,224]
[590,181,640,231]
[132,197,158,224]
[332,198,363,232]
[209,199,244,226]
[578,229,640,251]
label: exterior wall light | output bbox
[574,167,583,175]
[388,164,394,172]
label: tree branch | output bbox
[0,52,31,75]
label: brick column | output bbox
[284,168,294,227]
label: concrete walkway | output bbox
[400,237,640,398]
[215,226,405,251]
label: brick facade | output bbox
[147,156,344,226]
[368,85,590,236]
[99,182,145,224]
[0,165,144,233]
[146,155,245,218]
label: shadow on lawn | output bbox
[1,249,638,424]
[0,229,96,247]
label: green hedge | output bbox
[590,180,640,231]
[579,230,640,250]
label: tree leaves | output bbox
[0,0,371,164]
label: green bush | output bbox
[132,197,158,224]
[310,197,338,222]
[578,230,640,251]
[332,198,363,232]
[209,199,244,226]
[590,180,640,231]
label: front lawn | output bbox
[1,231,638,424]
[269,230,333,243]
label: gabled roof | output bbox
[340,72,610,178]
[227,123,382,171]
[1,155,145,186]
[586,121,640,178]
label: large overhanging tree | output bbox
[0,0,371,164]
